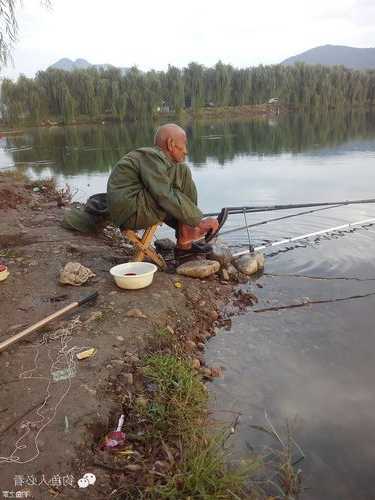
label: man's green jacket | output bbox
[107,146,203,229]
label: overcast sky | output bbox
[2,0,375,79]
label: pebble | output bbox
[116,335,125,342]
[208,310,219,321]
[191,358,201,369]
[185,340,196,351]
[210,367,224,378]
[126,308,147,319]
[225,263,237,278]
[200,368,212,378]
[196,342,205,351]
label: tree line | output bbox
[2,62,375,125]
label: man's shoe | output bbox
[174,242,213,258]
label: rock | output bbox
[233,254,258,276]
[196,342,205,351]
[210,367,224,378]
[220,268,230,281]
[200,367,213,378]
[192,358,201,369]
[208,310,219,321]
[208,242,233,266]
[185,340,196,351]
[225,263,239,280]
[202,330,212,339]
[126,308,147,319]
[59,262,95,286]
[116,335,125,342]
[155,238,176,251]
[176,259,220,279]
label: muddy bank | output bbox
[0,173,256,498]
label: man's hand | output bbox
[197,217,219,235]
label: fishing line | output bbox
[220,204,343,236]
[233,217,375,257]
[0,317,91,465]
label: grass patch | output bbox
[114,345,262,499]
[142,354,207,438]
[101,328,302,499]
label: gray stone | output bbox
[225,263,239,279]
[209,242,233,266]
[233,253,260,275]
[176,259,220,279]
[155,238,176,251]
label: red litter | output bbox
[101,414,126,450]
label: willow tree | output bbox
[0,0,51,67]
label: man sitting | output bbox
[106,123,218,252]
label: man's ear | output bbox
[166,137,174,151]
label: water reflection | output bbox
[2,109,375,179]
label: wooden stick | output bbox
[0,292,98,353]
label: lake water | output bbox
[2,110,375,498]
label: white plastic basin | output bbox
[110,262,158,290]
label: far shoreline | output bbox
[0,102,285,134]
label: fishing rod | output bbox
[232,217,375,258]
[220,204,343,236]
[203,197,375,217]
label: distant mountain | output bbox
[49,58,92,71]
[281,45,375,70]
[47,58,129,74]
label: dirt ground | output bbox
[0,175,242,499]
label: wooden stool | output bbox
[122,224,167,269]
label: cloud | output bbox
[2,0,375,79]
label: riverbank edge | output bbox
[0,172,302,499]
[0,103,284,133]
